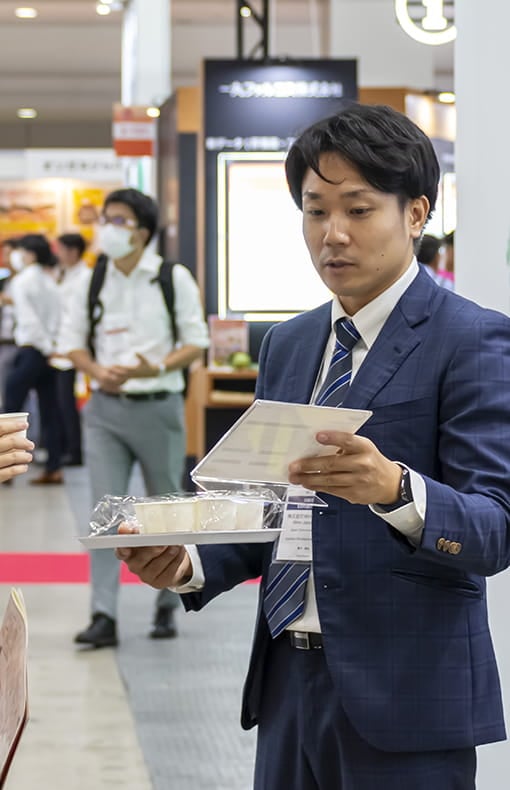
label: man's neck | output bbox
[113,249,144,276]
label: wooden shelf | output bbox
[185,365,257,459]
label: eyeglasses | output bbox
[98,215,139,229]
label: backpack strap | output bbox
[87,254,108,355]
[155,260,178,342]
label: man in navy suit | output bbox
[117,103,510,789]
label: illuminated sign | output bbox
[395,0,456,45]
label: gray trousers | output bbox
[83,390,185,619]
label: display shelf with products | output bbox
[185,364,258,462]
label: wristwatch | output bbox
[396,464,413,505]
[377,464,413,511]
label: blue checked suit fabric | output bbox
[263,318,361,638]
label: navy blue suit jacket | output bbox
[183,269,510,752]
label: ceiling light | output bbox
[438,92,455,104]
[96,3,112,15]
[15,7,38,18]
[146,107,160,118]
[240,5,252,18]
[17,108,38,119]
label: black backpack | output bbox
[87,255,189,395]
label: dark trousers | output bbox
[56,368,82,463]
[254,636,476,790]
[4,346,62,473]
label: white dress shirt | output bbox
[58,248,209,393]
[177,260,427,634]
[53,261,91,369]
[10,264,60,356]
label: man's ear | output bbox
[408,196,430,240]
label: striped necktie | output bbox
[263,317,360,639]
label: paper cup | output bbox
[235,500,265,531]
[134,499,197,534]
[0,412,29,439]
[196,497,237,531]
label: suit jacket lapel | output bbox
[342,269,438,410]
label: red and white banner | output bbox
[112,104,156,157]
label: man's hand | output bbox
[115,523,192,588]
[288,431,402,506]
[0,418,34,483]
[124,354,160,379]
[94,364,133,393]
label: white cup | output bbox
[134,499,197,534]
[0,412,29,439]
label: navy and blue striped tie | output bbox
[263,318,360,638]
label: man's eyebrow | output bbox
[302,187,375,200]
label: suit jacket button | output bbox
[450,542,462,555]
[436,537,445,551]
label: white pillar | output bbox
[454,2,510,315]
[121,0,171,194]
[122,0,171,106]
[455,5,510,787]
[329,0,435,88]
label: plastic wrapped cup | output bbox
[0,412,29,439]
[196,496,237,531]
[235,499,265,531]
[134,499,197,534]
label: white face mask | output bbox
[9,249,25,272]
[97,224,136,260]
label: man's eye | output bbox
[306,209,324,217]
[350,207,370,216]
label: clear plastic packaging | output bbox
[89,488,285,537]
[88,485,326,539]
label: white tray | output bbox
[79,529,281,549]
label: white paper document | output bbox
[192,399,372,486]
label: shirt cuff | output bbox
[170,545,205,592]
[369,468,426,546]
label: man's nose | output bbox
[323,217,350,245]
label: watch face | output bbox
[401,469,412,502]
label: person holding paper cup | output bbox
[0,414,34,484]
[117,104,510,790]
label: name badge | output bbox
[275,485,314,563]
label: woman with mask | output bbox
[4,234,63,484]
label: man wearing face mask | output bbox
[59,188,209,648]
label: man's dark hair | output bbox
[103,188,158,246]
[2,238,19,250]
[285,103,440,221]
[417,234,442,266]
[443,230,455,247]
[58,232,87,258]
[18,233,57,267]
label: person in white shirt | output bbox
[52,233,91,466]
[417,233,454,291]
[4,234,63,485]
[59,188,209,648]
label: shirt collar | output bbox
[110,246,162,276]
[331,258,419,350]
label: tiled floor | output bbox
[1,464,256,790]
[2,462,510,789]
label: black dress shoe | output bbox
[149,607,177,639]
[74,613,118,648]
